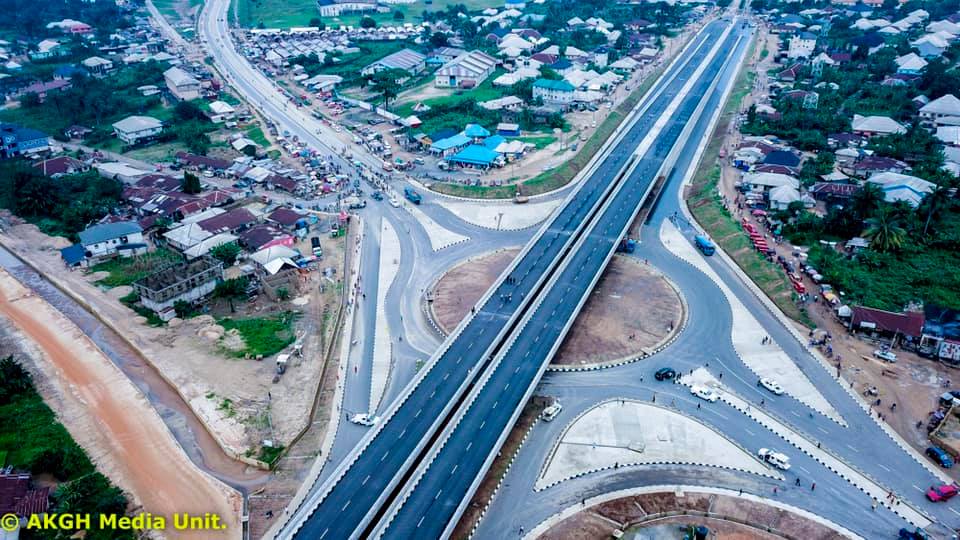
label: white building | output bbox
[112,115,163,144]
[788,32,817,59]
[866,172,935,207]
[434,50,498,88]
[920,94,960,127]
[163,66,201,101]
[78,221,146,260]
[851,114,906,137]
[82,56,114,77]
[532,79,575,106]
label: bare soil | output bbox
[0,217,346,458]
[540,491,845,540]
[0,270,241,539]
[431,250,683,366]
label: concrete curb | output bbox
[525,485,862,540]
[672,51,954,486]
[532,398,781,492]
[547,261,689,372]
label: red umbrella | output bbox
[752,209,767,216]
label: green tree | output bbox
[181,171,202,194]
[276,287,290,301]
[210,241,241,266]
[174,100,206,122]
[920,185,953,236]
[20,91,41,108]
[215,277,249,312]
[864,206,907,252]
[0,356,32,405]
[173,300,195,318]
[393,10,404,20]
[360,16,377,28]
[370,68,406,109]
[429,32,449,48]
[851,182,885,221]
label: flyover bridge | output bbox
[283,17,750,540]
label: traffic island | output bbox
[429,250,685,369]
[535,488,853,540]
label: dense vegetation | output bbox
[0,356,132,540]
[0,163,123,240]
[0,0,136,40]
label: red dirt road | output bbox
[0,270,240,539]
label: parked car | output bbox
[758,378,784,395]
[542,402,562,421]
[927,446,955,468]
[690,385,720,402]
[873,349,897,362]
[758,448,791,470]
[926,484,959,502]
[371,191,384,201]
[654,367,676,381]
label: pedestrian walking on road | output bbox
[719,372,723,380]
[871,501,877,511]
[811,482,815,491]
[795,478,800,486]
[697,403,701,410]
[773,486,777,495]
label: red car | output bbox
[926,484,959,502]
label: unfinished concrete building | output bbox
[133,256,223,320]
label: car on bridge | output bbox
[349,413,379,427]
[926,446,955,468]
[758,378,784,395]
[757,448,791,470]
[690,385,720,402]
[926,483,959,502]
[654,367,677,381]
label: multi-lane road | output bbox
[282,17,750,540]
[187,2,960,538]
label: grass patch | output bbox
[238,0,500,29]
[517,135,557,150]
[257,444,285,467]
[684,36,813,328]
[90,248,183,288]
[218,311,298,358]
[246,124,270,146]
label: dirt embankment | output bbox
[0,269,241,539]
[0,221,337,457]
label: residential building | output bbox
[316,0,375,17]
[163,66,201,101]
[112,115,163,144]
[33,156,89,177]
[361,49,426,77]
[920,94,960,127]
[866,171,935,207]
[434,50,498,88]
[82,56,114,77]
[133,257,223,320]
[895,52,927,75]
[197,207,257,235]
[788,32,817,59]
[78,221,146,260]
[0,124,49,158]
[21,79,71,102]
[741,172,799,192]
[532,79,575,107]
[851,114,906,137]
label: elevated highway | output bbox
[374,22,752,539]
[282,16,751,539]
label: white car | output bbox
[758,448,791,470]
[542,403,562,421]
[690,385,720,402]
[349,413,379,426]
[759,378,784,395]
[388,198,401,208]
[873,349,897,362]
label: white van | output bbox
[542,402,562,421]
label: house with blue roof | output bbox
[78,221,147,261]
[0,123,49,158]
[464,123,491,140]
[429,133,472,156]
[483,135,506,149]
[448,145,502,169]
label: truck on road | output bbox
[404,187,422,205]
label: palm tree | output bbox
[920,185,952,236]
[851,182,885,221]
[864,207,907,252]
